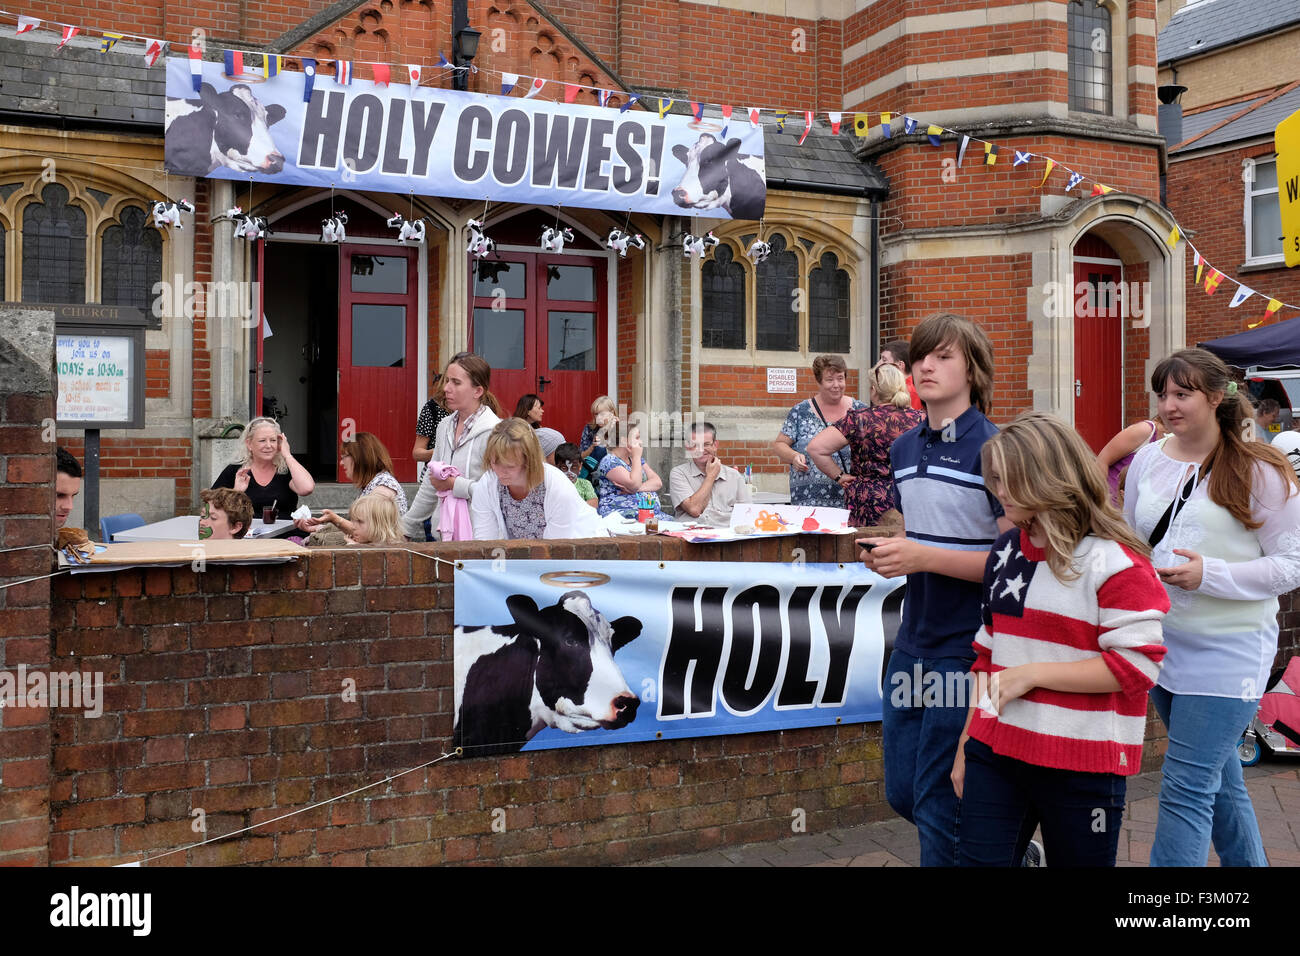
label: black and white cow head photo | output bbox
[670,134,766,222]
[165,82,288,178]
[454,590,643,755]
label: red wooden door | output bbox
[470,252,606,444]
[1073,256,1123,453]
[338,244,419,481]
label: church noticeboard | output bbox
[49,304,147,429]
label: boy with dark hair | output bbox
[55,446,82,529]
[858,313,1012,866]
[553,442,598,507]
[199,488,254,539]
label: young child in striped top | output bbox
[951,412,1170,867]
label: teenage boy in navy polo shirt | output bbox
[858,313,1012,866]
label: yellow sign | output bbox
[1278,108,1300,267]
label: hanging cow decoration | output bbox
[606,229,646,257]
[467,219,495,259]
[321,211,348,243]
[682,231,719,259]
[541,225,574,253]
[151,198,194,230]
[387,212,427,245]
[213,206,269,242]
[746,238,772,265]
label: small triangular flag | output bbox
[1229,284,1254,308]
[904,116,917,135]
[828,112,842,135]
[690,101,704,121]
[565,83,580,104]
[57,26,80,51]
[748,107,760,128]
[619,93,640,112]
[436,51,452,69]
[144,39,166,68]
[853,113,869,137]
[1165,226,1180,248]
[302,58,317,102]
[1013,149,1031,167]
[372,63,390,86]
[799,111,814,145]
[657,97,674,118]
[188,43,203,92]
[1250,298,1283,328]
[524,77,545,99]
[956,135,970,165]
[223,50,243,78]
[926,125,943,147]
[881,113,892,137]
[1090,183,1115,196]
[408,64,422,87]
[1204,269,1224,295]
[501,72,518,95]
[15,16,39,35]
[1194,250,1204,285]
[598,89,612,107]
[984,143,999,165]
[1065,170,1083,192]
[775,110,788,132]
[263,54,282,78]
[335,60,352,85]
[721,104,732,136]
[1038,158,1056,188]
[100,32,123,54]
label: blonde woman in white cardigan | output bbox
[470,419,605,539]
[401,353,503,541]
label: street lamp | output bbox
[452,0,480,94]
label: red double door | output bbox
[1073,238,1124,454]
[338,244,420,481]
[469,251,608,445]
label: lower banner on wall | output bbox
[453,560,905,755]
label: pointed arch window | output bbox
[701,243,746,349]
[101,205,163,311]
[755,234,798,352]
[809,251,850,353]
[22,183,86,303]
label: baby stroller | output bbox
[1237,657,1300,766]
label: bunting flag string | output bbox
[4,5,1300,328]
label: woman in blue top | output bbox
[595,423,663,516]
[772,354,865,507]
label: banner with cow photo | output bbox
[164,59,766,219]
[453,560,903,755]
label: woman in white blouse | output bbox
[1124,348,1300,867]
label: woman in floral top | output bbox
[807,362,924,527]
[595,424,663,516]
[772,354,865,507]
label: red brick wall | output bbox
[47,534,896,866]
[1167,144,1300,348]
[57,437,196,517]
[0,371,55,865]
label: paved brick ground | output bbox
[646,763,1300,867]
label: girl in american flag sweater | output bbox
[951,412,1169,867]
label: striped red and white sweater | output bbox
[969,528,1169,776]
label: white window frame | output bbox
[1244,156,1285,265]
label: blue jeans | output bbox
[1149,685,1267,867]
[882,648,971,867]
[957,738,1126,867]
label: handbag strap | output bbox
[1148,466,1206,549]
[809,398,851,473]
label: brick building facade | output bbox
[1,0,1207,517]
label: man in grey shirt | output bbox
[669,422,753,527]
